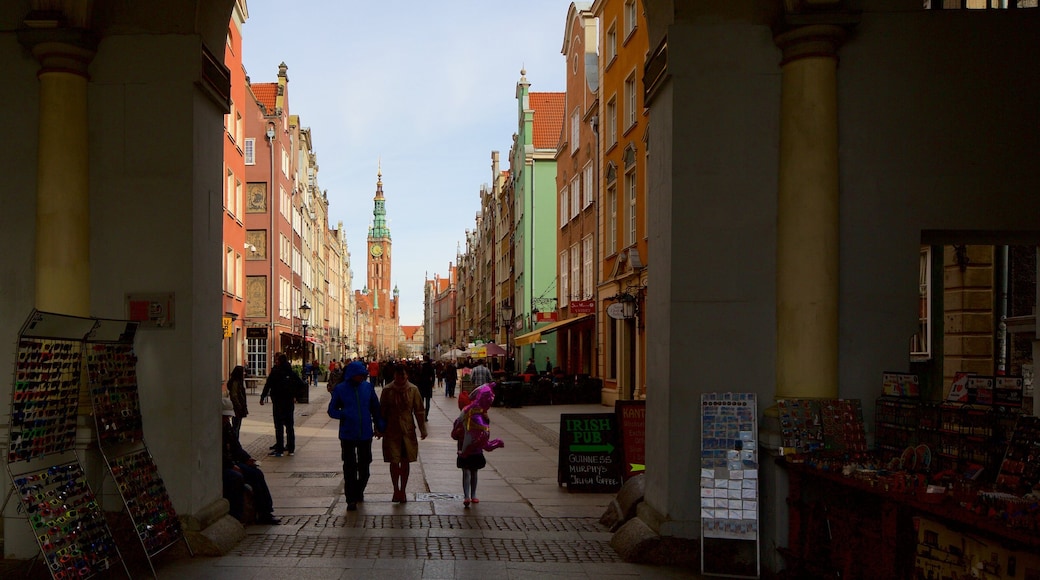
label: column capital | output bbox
[774,23,849,66]
[18,27,97,77]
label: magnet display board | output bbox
[700,392,759,579]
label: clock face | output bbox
[370,244,383,257]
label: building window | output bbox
[624,0,637,39]
[560,186,569,228]
[235,252,243,299]
[225,246,234,294]
[571,175,581,219]
[570,244,580,302]
[911,246,932,361]
[247,338,268,377]
[607,96,617,147]
[606,318,617,379]
[625,146,637,246]
[583,163,593,208]
[571,108,580,154]
[606,164,618,254]
[606,23,617,65]
[225,168,234,211]
[236,112,243,145]
[244,138,255,165]
[235,179,243,219]
[560,250,569,308]
[582,235,593,299]
[625,72,637,129]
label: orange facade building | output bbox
[592,0,648,403]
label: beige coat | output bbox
[379,381,427,462]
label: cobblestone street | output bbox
[150,383,699,578]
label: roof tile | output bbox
[530,92,565,150]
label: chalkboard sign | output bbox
[615,400,646,480]
[558,413,624,492]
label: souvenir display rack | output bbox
[85,320,187,573]
[777,398,868,456]
[995,415,1040,495]
[105,449,183,557]
[9,337,85,463]
[5,310,128,579]
[6,310,186,579]
[10,461,125,579]
[875,397,942,469]
[937,402,999,473]
[700,392,759,579]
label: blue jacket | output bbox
[327,362,384,440]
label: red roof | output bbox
[401,325,421,339]
[251,83,277,114]
[530,92,565,150]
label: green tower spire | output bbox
[368,164,391,240]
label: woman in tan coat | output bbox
[380,363,428,502]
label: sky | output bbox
[242,1,576,325]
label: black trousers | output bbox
[340,438,373,503]
[272,402,295,453]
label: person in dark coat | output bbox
[259,353,306,457]
[222,398,279,525]
[328,361,385,511]
[226,365,248,439]
[417,355,436,421]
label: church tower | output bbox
[358,165,398,358]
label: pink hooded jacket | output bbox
[452,384,504,458]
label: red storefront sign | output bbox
[535,311,558,322]
[569,300,595,314]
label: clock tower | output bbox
[357,166,399,358]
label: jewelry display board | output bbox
[777,399,867,456]
[10,461,124,578]
[6,310,184,578]
[105,449,183,557]
[995,415,1040,495]
[86,342,143,446]
[5,311,138,579]
[700,392,759,579]
[85,320,186,570]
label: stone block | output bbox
[610,516,700,568]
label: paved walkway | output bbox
[155,381,700,579]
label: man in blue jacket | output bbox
[328,361,384,511]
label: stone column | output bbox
[774,24,846,399]
[21,29,96,316]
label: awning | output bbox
[514,314,593,346]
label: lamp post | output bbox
[299,299,311,370]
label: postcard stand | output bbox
[5,310,129,579]
[700,393,760,579]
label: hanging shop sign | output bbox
[222,317,233,338]
[606,303,628,320]
[569,300,595,314]
[535,311,558,322]
[557,413,623,492]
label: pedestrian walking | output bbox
[443,360,458,398]
[469,360,493,393]
[259,353,306,457]
[328,361,384,511]
[451,383,504,508]
[417,354,436,420]
[380,364,428,503]
[226,365,248,439]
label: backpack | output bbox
[457,388,470,410]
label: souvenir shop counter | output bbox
[780,460,1040,579]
